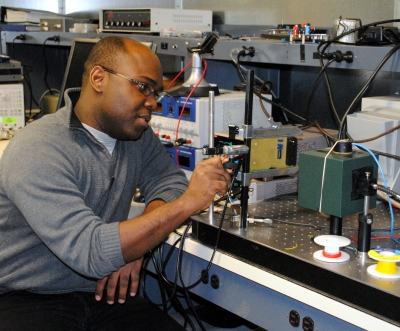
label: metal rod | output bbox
[363,195,370,216]
[358,212,372,254]
[240,70,254,229]
[208,90,215,223]
[358,193,373,256]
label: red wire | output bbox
[174,59,208,168]
[351,234,400,242]
[167,61,192,89]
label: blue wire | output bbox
[352,143,399,244]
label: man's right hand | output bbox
[182,157,231,212]
[119,156,231,264]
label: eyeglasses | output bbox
[97,65,165,102]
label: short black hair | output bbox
[82,36,128,87]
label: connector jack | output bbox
[15,34,26,41]
[48,35,61,42]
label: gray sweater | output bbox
[0,88,188,294]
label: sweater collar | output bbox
[63,88,84,129]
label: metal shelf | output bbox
[2,31,400,72]
[212,37,400,72]
[0,31,203,57]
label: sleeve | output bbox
[1,130,125,279]
[135,128,189,206]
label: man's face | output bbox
[93,46,163,141]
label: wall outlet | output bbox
[175,0,183,9]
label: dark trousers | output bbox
[0,291,186,331]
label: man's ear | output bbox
[90,66,105,93]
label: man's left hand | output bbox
[95,257,143,304]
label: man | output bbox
[0,36,230,330]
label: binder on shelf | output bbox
[0,23,41,31]
[0,6,65,24]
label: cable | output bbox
[338,43,400,139]
[142,237,198,331]
[352,143,399,245]
[178,192,231,292]
[319,141,344,212]
[141,239,180,307]
[318,19,400,58]
[303,58,336,126]
[351,234,400,242]
[11,34,26,58]
[350,124,400,144]
[382,28,400,45]
[230,46,277,99]
[143,194,229,331]
[377,190,400,209]
[316,19,400,138]
[9,36,41,120]
[165,226,198,331]
[23,66,41,118]
[312,121,400,160]
[157,242,197,331]
[174,59,208,168]
[151,175,236,330]
[373,184,400,202]
[151,221,211,330]
[231,48,306,124]
[311,121,338,142]
[258,80,274,121]
[176,226,207,331]
[254,90,306,123]
[39,88,60,111]
[167,61,193,89]
[173,174,238,293]
[320,57,341,128]
[233,48,276,96]
[311,121,400,166]
[175,197,231,331]
[42,36,60,95]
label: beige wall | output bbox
[1,0,396,28]
[185,0,394,27]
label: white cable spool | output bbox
[313,235,351,263]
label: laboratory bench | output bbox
[157,197,400,331]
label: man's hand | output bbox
[119,157,230,264]
[183,157,231,212]
[95,257,143,305]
